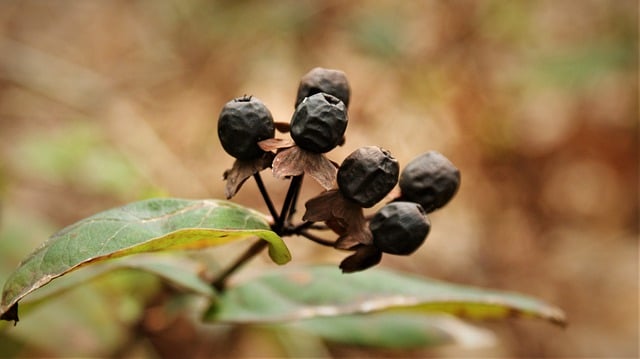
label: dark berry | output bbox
[370,202,430,255]
[337,146,399,208]
[399,151,460,213]
[290,92,348,153]
[218,96,275,160]
[295,67,351,108]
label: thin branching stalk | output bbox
[253,172,278,221]
[211,175,304,291]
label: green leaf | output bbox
[19,254,215,310]
[2,269,160,357]
[121,255,215,297]
[1,255,215,338]
[205,265,566,327]
[1,198,289,320]
[283,313,496,349]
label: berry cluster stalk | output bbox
[211,175,304,291]
[252,173,278,220]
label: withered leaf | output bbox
[258,138,295,152]
[339,245,383,273]
[223,153,274,199]
[334,233,362,250]
[335,222,373,248]
[272,146,337,190]
[274,121,291,133]
[303,190,372,247]
[326,218,348,236]
[303,190,342,222]
[0,303,18,325]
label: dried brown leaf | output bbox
[304,155,338,190]
[303,190,372,247]
[223,153,274,199]
[272,146,337,189]
[274,121,291,133]
[258,138,295,152]
[339,245,383,273]
[334,234,361,250]
[325,218,348,236]
[303,190,342,221]
[336,222,373,248]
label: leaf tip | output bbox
[0,303,19,326]
[268,246,292,265]
[508,302,568,328]
[548,308,568,328]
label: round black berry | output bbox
[295,67,351,109]
[337,146,399,208]
[399,151,460,213]
[218,96,275,160]
[290,92,348,153]
[370,202,430,255]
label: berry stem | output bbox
[253,172,278,221]
[274,175,303,232]
[297,229,335,247]
[282,221,329,235]
[211,240,267,292]
[287,221,315,232]
[211,175,304,292]
[286,175,304,224]
[296,221,329,231]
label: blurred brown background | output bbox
[0,0,637,357]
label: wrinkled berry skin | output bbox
[290,93,347,153]
[370,202,430,255]
[295,67,350,108]
[218,96,275,160]
[399,151,460,213]
[337,146,399,208]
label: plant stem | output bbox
[253,172,278,221]
[286,175,304,223]
[211,175,304,292]
[275,175,303,231]
[289,221,329,232]
[211,240,268,292]
[298,229,335,247]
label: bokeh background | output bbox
[0,0,637,357]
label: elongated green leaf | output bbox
[283,313,496,349]
[1,198,289,321]
[2,255,215,329]
[19,254,215,309]
[205,265,566,327]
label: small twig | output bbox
[253,172,278,221]
[211,175,304,292]
[275,175,303,231]
[286,221,314,233]
[211,240,268,292]
[286,175,304,223]
[298,230,336,247]
[291,221,329,231]
[281,221,331,238]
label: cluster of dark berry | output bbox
[217,68,460,272]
